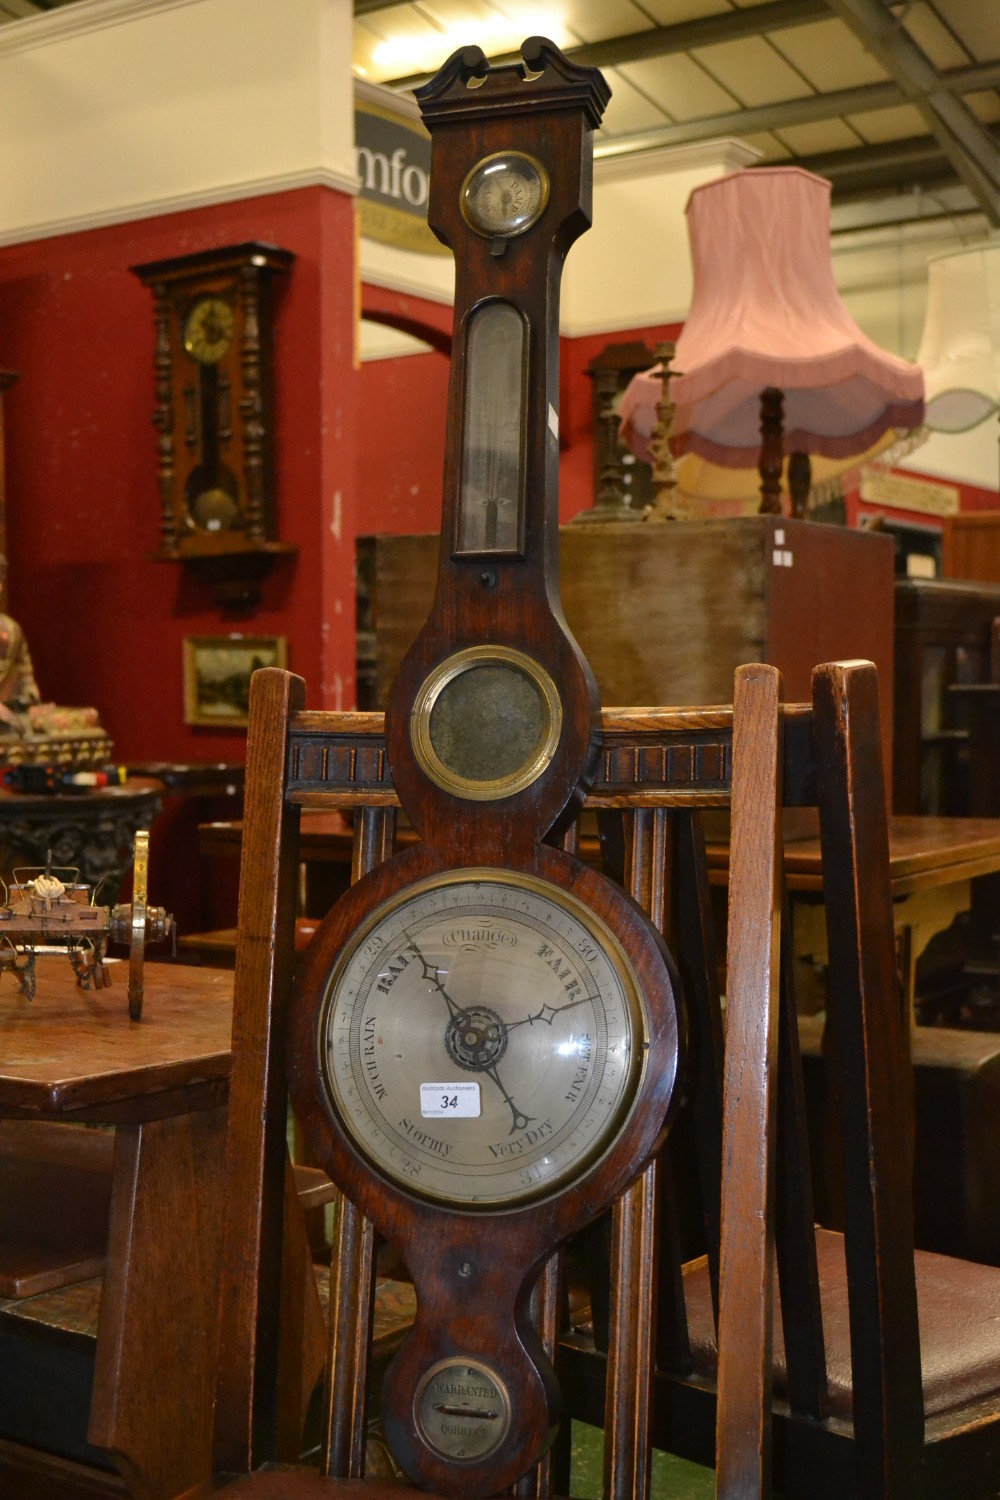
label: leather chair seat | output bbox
[683,1226,1000,1421]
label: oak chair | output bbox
[562,657,1000,1499]
[170,658,846,1500]
[168,652,1000,1500]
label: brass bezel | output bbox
[413,1356,513,1462]
[317,865,650,1211]
[409,644,562,802]
[459,150,550,239]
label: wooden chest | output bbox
[362,516,895,787]
[942,510,1000,585]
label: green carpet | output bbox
[570,1421,715,1499]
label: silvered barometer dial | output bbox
[319,869,647,1207]
[461,152,549,239]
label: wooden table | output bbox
[195,811,1000,1021]
[0,956,233,1500]
[707,815,1000,1019]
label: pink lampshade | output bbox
[634,166,925,469]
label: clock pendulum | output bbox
[181,292,240,532]
[289,38,684,1495]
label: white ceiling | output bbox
[354,0,1000,231]
[4,0,998,232]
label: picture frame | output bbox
[183,634,288,728]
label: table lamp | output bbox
[620,167,925,515]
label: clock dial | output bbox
[461,152,549,239]
[183,295,235,364]
[318,868,647,1208]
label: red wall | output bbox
[0,184,357,764]
[357,344,450,537]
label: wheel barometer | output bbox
[289,38,683,1495]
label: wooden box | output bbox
[363,517,896,789]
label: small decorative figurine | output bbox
[0,554,113,770]
[0,831,173,1019]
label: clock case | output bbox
[131,241,296,607]
[289,40,684,1496]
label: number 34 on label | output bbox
[420,1082,482,1119]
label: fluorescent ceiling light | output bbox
[370,12,569,74]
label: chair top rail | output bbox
[286,703,817,811]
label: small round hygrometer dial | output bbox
[460,152,550,239]
[318,868,647,1208]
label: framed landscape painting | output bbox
[183,635,287,728]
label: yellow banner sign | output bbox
[354,98,447,257]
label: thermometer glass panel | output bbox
[457,301,525,556]
[319,870,647,1207]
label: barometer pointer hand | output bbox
[407,937,463,1020]
[407,936,535,1133]
[505,994,600,1031]
[483,1063,536,1136]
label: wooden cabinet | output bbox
[363,516,896,788]
[893,577,1000,814]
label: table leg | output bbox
[899,881,971,1023]
[792,882,972,1025]
[87,1105,227,1500]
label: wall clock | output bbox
[289,38,683,1495]
[130,242,295,608]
